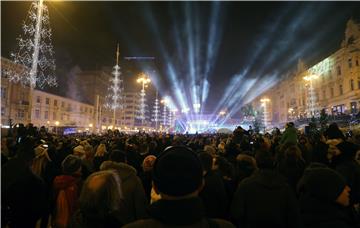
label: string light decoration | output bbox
[5,0,57,89]
[105,44,123,127]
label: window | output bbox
[330,88,334,98]
[80,106,83,112]
[53,112,57,120]
[54,99,58,106]
[17,109,25,119]
[356,59,359,66]
[351,79,354,91]
[85,107,88,113]
[1,107,5,116]
[61,113,64,121]
[89,109,92,114]
[322,90,326,100]
[35,109,40,119]
[1,87,7,99]
[61,101,65,108]
[36,96,41,103]
[339,85,343,95]
[44,111,49,119]
[46,98,50,105]
[337,66,341,75]
[328,70,332,80]
[348,58,352,68]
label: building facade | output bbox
[1,57,152,131]
[252,19,360,127]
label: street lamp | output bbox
[137,73,151,126]
[303,74,319,117]
[55,121,59,134]
[260,98,270,130]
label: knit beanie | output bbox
[301,167,346,202]
[152,146,203,197]
[62,154,82,175]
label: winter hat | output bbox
[301,167,346,202]
[142,155,157,172]
[62,154,82,175]
[152,146,203,197]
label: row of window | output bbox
[35,96,92,113]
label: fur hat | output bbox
[62,155,82,175]
[152,146,203,197]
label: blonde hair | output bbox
[95,143,107,157]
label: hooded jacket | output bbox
[100,161,148,224]
[230,169,301,228]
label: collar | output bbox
[149,197,205,225]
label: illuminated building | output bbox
[252,19,360,126]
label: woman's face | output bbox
[336,185,351,207]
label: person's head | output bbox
[142,155,157,172]
[152,146,204,199]
[79,170,123,219]
[299,167,350,207]
[325,123,345,140]
[236,154,257,178]
[95,143,107,157]
[255,149,275,169]
[62,154,82,175]
[284,145,303,162]
[109,149,127,163]
[73,145,86,159]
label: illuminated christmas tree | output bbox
[5,0,57,89]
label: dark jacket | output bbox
[230,169,301,228]
[299,194,355,228]
[100,161,148,224]
[199,170,228,219]
[2,158,47,228]
[123,197,235,228]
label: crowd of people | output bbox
[2,122,360,228]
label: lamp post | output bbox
[55,121,59,134]
[137,73,151,126]
[303,74,319,117]
[260,98,270,130]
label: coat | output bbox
[299,194,355,228]
[230,169,301,228]
[280,127,298,145]
[199,170,228,219]
[100,161,148,224]
[123,197,235,228]
[2,158,47,228]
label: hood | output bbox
[250,169,288,189]
[53,175,78,190]
[100,161,137,181]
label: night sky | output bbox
[2,1,360,114]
